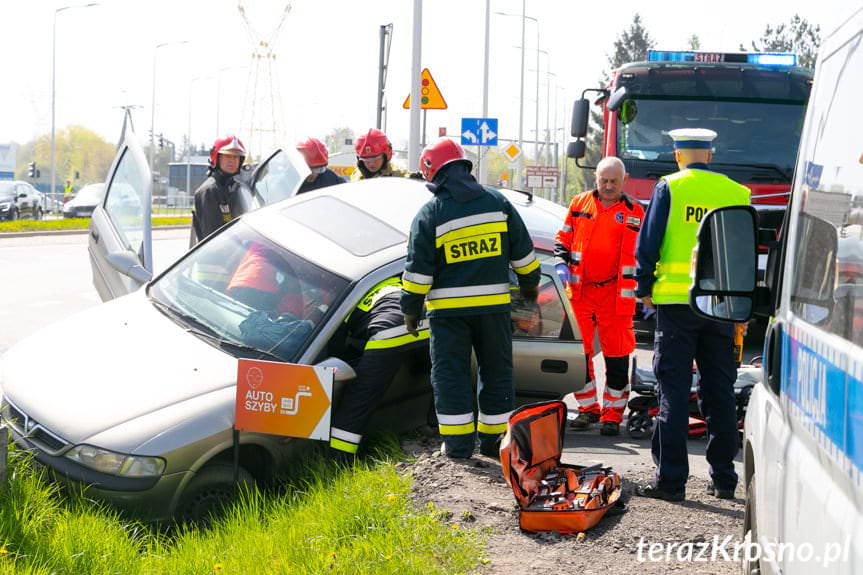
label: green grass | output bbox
[0,438,483,574]
[0,217,190,233]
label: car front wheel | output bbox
[175,463,255,525]
[8,209,17,221]
[33,207,42,220]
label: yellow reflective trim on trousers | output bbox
[329,438,359,454]
[439,422,476,435]
[402,279,432,294]
[512,258,540,275]
[425,293,511,311]
[364,329,430,350]
[477,422,507,435]
[435,222,508,248]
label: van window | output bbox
[789,32,863,345]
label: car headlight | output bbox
[0,202,10,211]
[65,445,166,477]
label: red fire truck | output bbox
[568,50,813,235]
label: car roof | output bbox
[242,177,565,281]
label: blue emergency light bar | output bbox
[647,50,798,67]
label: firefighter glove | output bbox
[404,313,420,336]
[520,284,539,304]
[555,264,571,285]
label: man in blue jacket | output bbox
[401,138,540,459]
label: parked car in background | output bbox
[0,129,585,523]
[62,183,105,218]
[0,180,44,221]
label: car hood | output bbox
[65,197,100,209]
[1,289,237,447]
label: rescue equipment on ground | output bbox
[499,400,623,533]
[625,356,760,439]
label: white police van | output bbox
[689,6,863,574]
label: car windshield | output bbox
[148,221,350,362]
[76,184,104,201]
[616,98,806,179]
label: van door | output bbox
[88,130,153,301]
[770,16,863,573]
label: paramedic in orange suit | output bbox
[553,156,644,436]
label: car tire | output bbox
[33,207,42,221]
[8,208,17,221]
[742,477,761,575]
[175,463,255,524]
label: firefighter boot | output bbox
[570,411,600,430]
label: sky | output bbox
[1,0,860,162]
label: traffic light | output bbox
[158,133,165,149]
[74,170,80,180]
[27,162,36,178]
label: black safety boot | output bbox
[569,412,599,430]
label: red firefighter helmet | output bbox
[354,128,393,161]
[296,137,329,168]
[419,138,471,182]
[209,135,247,169]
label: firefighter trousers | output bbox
[652,304,738,493]
[429,313,514,458]
[571,283,635,424]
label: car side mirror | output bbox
[106,251,153,284]
[690,206,758,323]
[567,141,586,160]
[315,357,357,382]
[571,98,590,138]
[606,87,628,112]
[17,193,26,199]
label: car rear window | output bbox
[281,196,406,256]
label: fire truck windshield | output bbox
[616,98,806,182]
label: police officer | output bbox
[296,137,345,194]
[634,128,750,501]
[401,138,540,459]
[328,277,430,459]
[351,128,409,180]
[555,156,644,436]
[192,135,248,241]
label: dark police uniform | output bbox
[401,162,540,458]
[635,158,750,498]
[329,278,429,456]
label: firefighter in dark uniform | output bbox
[329,277,429,458]
[296,137,345,194]
[350,128,409,181]
[634,128,750,501]
[192,135,248,241]
[401,138,540,459]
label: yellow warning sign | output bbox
[503,143,522,162]
[403,68,448,110]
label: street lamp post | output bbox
[150,40,189,181]
[51,3,99,214]
[188,76,213,197]
[495,6,536,188]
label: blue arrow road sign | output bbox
[461,118,498,146]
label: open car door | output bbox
[248,147,310,208]
[88,128,152,301]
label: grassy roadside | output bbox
[0,438,483,575]
[0,217,190,233]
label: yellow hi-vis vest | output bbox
[652,169,751,304]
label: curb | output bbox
[0,225,191,239]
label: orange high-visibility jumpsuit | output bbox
[554,190,644,424]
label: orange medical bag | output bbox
[499,400,623,533]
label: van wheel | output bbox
[742,477,761,575]
[175,463,254,524]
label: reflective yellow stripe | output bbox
[329,438,359,454]
[435,222,508,248]
[477,422,507,435]
[402,279,432,294]
[425,293,510,311]
[439,422,476,435]
[512,258,539,275]
[365,329,430,350]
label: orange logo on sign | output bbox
[234,359,333,440]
